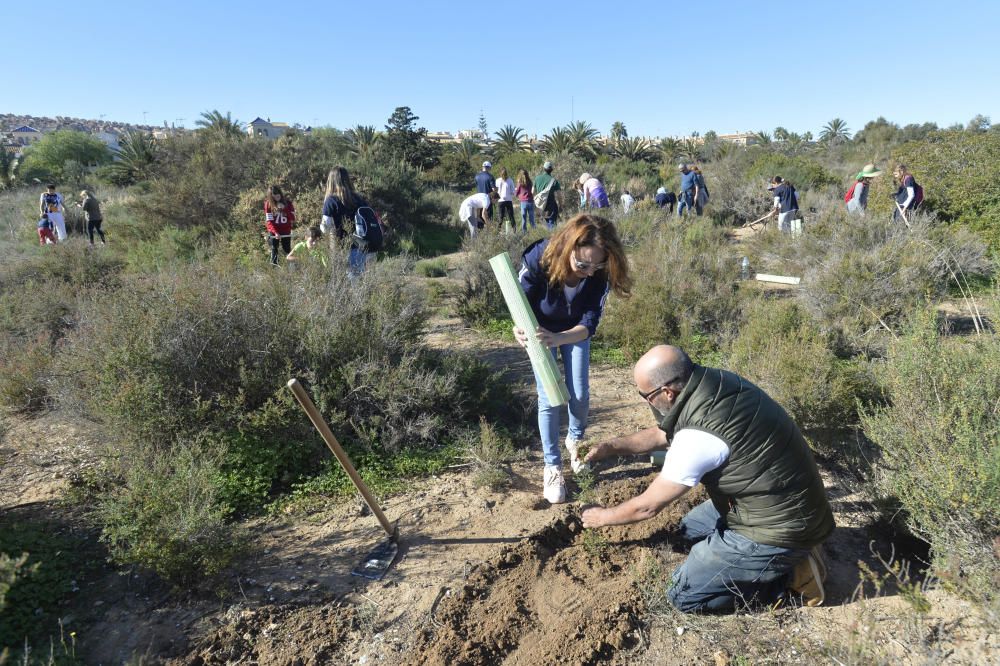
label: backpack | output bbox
[534,176,555,210]
[844,181,859,203]
[353,206,384,252]
[913,181,924,208]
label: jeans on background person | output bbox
[533,339,590,466]
[269,234,291,264]
[544,209,558,230]
[667,500,810,613]
[348,247,373,276]
[677,192,694,217]
[520,201,536,231]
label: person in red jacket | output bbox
[264,185,295,264]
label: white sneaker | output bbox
[565,438,591,474]
[543,465,567,504]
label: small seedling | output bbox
[581,528,609,558]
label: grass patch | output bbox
[278,443,462,513]
[590,340,629,367]
[477,317,515,341]
[465,417,521,491]
[414,257,449,278]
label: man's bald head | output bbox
[634,345,693,392]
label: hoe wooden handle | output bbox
[287,378,396,539]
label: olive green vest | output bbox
[659,365,834,549]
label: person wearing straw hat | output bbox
[846,163,882,215]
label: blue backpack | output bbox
[353,206,384,252]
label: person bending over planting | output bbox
[581,345,834,612]
[514,214,632,503]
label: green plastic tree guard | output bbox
[489,251,570,407]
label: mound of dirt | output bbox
[405,479,699,666]
[168,602,362,666]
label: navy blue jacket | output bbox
[518,239,610,338]
[475,171,495,195]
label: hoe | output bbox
[287,378,399,580]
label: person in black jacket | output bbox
[513,214,632,503]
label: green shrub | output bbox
[860,311,1000,592]
[454,230,538,327]
[726,299,876,432]
[0,516,99,652]
[600,219,746,362]
[747,152,839,190]
[867,130,1000,251]
[96,440,244,588]
[0,333,52,413]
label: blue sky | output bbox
[6,0,999,138]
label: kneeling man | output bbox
[582,345,834,612]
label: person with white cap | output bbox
[475,161,497,224]
[845,163,882,215]
[533,160,562,229]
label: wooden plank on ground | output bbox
[754,274,801,285]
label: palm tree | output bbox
[773,126,790,142]
[493,125,528,157]
[610,121,627,143]
[658,137,682,163]
[751,130,773,146]
[540,127,576,155]
[565,120,599,158]
[346,125,379,157]
[614,136,653,162]
[819,118,851,144]
[454,138,482,164]
[195,110,243,138]
[107,129,157,184]
[679,138,701,163]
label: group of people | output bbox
[36,184,106,246]
[263,166,384,275]
[844,162,923,222]
[460,161,714,237]
[510,211,833,614]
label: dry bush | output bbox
[454,229,540,327]
[744,207,992,352]
[600,219,746,362]
[726,299,877,432]
[861,310,1000,593]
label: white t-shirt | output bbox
[621,193,635,213]
[496,177,515,202]
[459,193,491,221]
[659,428,730,487]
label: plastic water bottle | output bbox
[741,256,750,280]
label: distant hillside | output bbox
[1,113,157,135]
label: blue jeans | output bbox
[668,500,809,613]
[520,201,536,231]
[533,339,590,466]
[348,248,373,275]
[544,208,558,230]
[678,192,699,216]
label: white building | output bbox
[10,125,42,146]
[246,117,291,139]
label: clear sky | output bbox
[6,0,999,139]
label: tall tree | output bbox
[494,125,528,157]
[614,136,653,162]
[610,121,627,143]
[540,127,575,155]
[195,110,243,138]
[565,120,599,159]
[773,126,790,142]
[105,129,158,185]
[346,125,380,157]
[17,130,111,182]
[751,130,773,145]
[478,111,489,142]
[383,106,440,170]
[658,137,682,164]
[819,118,851,144]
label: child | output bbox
[287,226,327,267]
[37,213,57,245]
[264,185,295,264]
[40,184,67,240]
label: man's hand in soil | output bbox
[580,476,690,528]
[584,427,668,464]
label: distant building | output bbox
[246,117,290,139]
[94,130,121,153]
[718,132,758,147]
[10,125,42,146]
